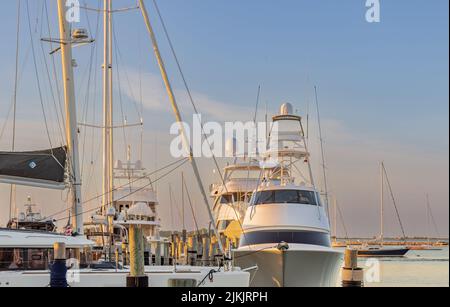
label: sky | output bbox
[0,0,448,237]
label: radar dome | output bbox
[280,103,294,115]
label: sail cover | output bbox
[0,147,67,189]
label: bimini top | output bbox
[0,229,94,249]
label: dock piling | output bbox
[341,249,364,287]
[127,225,149,287]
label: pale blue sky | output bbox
[0,0,448,236]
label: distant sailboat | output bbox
[356,162,410,258]
[408,194,443,251]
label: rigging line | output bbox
[9,0,22,223]
[0,101,15,143]
[43,1,66,145]
[111,19,130,161]
[336,200,350,240]
[183,175,200,234]
[169,184,175,230]
[305,77,311,144]
[11,0,21,152]
[25,0,54,150]
[85,1,102,180]
[182,172,185,230]
[253,85,261,124]
[170,181,184,228]
[40,4,66,146]
[112,29,143,120]
[41,157,189,221]
[138,19,145,161]
[314,85,331,219]
[54,158,189,223]
[152,0,248,237]
[80,2,100,175]
[426,194,440,238]
[244,85,262,198]
[382,163,407,240]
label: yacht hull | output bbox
[357,247,410,257]
[234,244,343,287]
[0,266,250,287]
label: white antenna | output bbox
[314,86,330,219]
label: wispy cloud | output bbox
[119,69,253,122]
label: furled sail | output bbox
[0,147,67,190]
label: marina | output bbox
[0,0,448,290]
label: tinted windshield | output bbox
[250,190,319,206]
[220,192,250,203]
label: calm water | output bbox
[358,247,449,287]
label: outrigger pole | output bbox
[138,0,224,254]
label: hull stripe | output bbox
[240,230,331,248]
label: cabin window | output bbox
[0,248,49,271]
[220,195,232,204]
[218,220,232,232]
[0,248,89,271]
[220,193,247,204]
[250,190,318,206]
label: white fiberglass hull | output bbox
[234,244,343,287]
[0,266,249,287]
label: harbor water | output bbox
[353,247,449,287]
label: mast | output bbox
[426,194,430,245]
[56,0,83,235]
[333,197,338,242]
[102,0,114,215]
[9,0,21,223]
[108,0,114,203]
[380,162,384,245]
[138,0,224,254]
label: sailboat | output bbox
[408,194,443,251]
[1,0,250,287]
[356,162,410,258]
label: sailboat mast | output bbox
[102,0,114,214]
[380,162,384,245]
[108,0,114,200]
[56,0,83,235]
[426,194,430,244]
[138,0,224,254]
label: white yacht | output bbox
[210,161,262,239]
[7,197,57,233]
[84,154,163,264]
[233,103,343,287]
